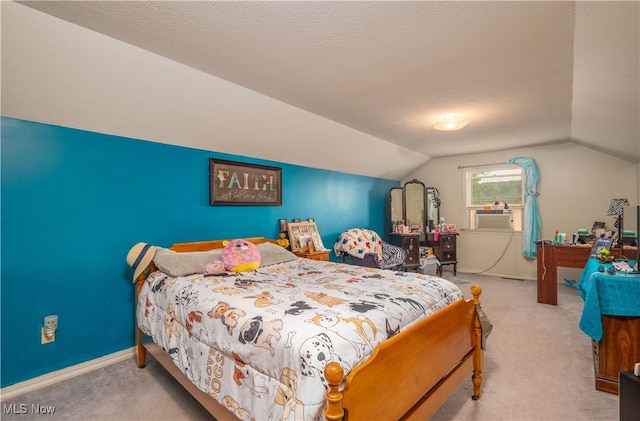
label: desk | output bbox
[577,260,640,394]
[535,243,634,305]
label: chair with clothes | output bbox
[333,228,407,270]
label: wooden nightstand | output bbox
[294,250,330,261]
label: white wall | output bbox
[406,143,639,279]
[1,1,427,180]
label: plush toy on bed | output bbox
[205,260,227,275]
[221,239,262,272]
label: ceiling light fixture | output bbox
[433,115,470,131]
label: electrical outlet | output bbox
[41,327,55,344]
[42,315,58,344]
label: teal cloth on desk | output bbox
[577,258,640,341]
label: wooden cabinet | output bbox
[294,250,330,261]
[388,233,421,271]
[426,233,458,276]
[592,315,640,395]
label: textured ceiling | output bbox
[20,1,640,164]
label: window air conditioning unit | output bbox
[476,209,513,230]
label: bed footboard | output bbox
[324,285,484,421]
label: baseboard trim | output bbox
[0,347,135,401]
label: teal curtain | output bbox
[508,157,541,259]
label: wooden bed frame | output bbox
[135,237,485,420]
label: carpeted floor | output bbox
[1,272,619,420]
[441,274,470,285]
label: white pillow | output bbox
[153,248,222,277]
[256,242,298,266]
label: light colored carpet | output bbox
[1,273,619,420]
[432,272,618,421]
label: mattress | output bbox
[137,257,463,420]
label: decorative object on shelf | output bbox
[394,221,410,234]
[606,198,629,248]
[278,219,288,233]
[287,221,326,253]
[277,233,290,249]
[596,248,614,263]
[209,159,282,206]
[441,224,457,233]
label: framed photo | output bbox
[278,219,288,232]
[287,221,326,252]
[209,159,282,206]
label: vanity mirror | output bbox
[390,187,403,225]
[389,180,440,241]
[404,180,426,232]
[426,187,441,232]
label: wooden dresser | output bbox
[294,250,330,261]
[388,233,421,271]
[425,233,458,276]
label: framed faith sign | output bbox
[209,159,282,206]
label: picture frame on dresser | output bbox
[287,221,325,252]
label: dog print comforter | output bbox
[137,258,463,421]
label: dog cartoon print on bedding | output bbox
[138,258,462,421]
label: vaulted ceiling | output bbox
[19,1,640,166]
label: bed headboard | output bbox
[169,237,278,252]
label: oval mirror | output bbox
[404,180,426,231]
[390,187,403,223]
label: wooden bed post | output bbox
[471,285,484,400]
[324,362,345,421]
[135,271,149,368]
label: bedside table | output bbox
[294,250,330,261]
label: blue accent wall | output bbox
[0,117,399,387]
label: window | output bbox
[463,164,524,231]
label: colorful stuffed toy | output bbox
[205,260,227,275]
[221,239,261,272]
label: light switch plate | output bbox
[41,327,55,344]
